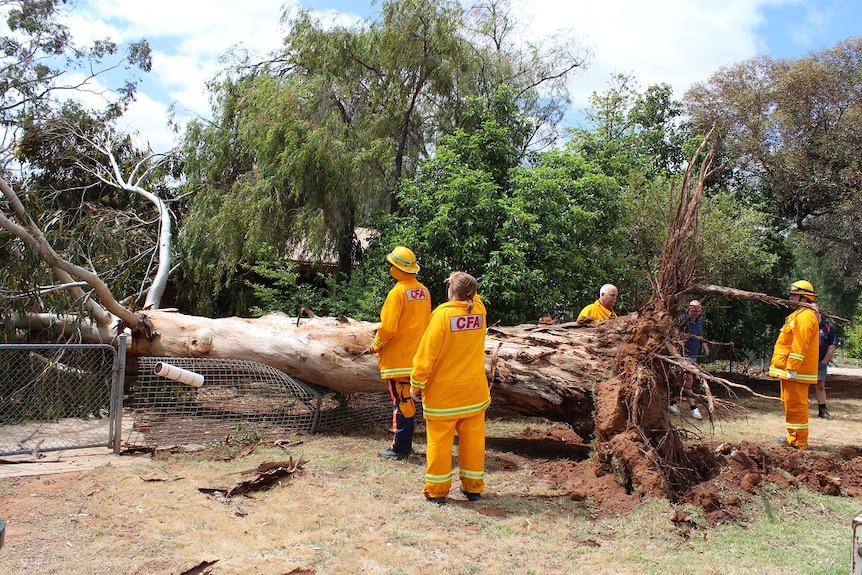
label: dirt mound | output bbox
[681,441,862,523]
[507,425,862,522]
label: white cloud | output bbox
[63,1,297,150]
[510,0,781,124]
[120,93,176,152]
[58,0,810,148]
[62,0,373,151]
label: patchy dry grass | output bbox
[0,391,860,575]
[688,390,862,450]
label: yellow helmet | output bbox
[386,246,420,273]
[789,280,816,300]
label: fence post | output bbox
[109,334,128,453]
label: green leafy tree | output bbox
[568,75,691,179]
[567,77,794,353]
[1,0,151,154]
[177,0,587,317]
[1,1,153,334]
[685,37,862,317]
[10,104,169,308]
[177,71,388,316]
[246,242,391,322]
[385,88,625,324]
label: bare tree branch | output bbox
[1,176,114,325]
[0,176,138,330]
[685,283,848,324]
[70,127,173,309]
[0,281,89,299]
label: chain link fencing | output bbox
[0,343,121,456]
[125,356,405,449]
[2,340,410,455]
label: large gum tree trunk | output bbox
[128,309,633,438]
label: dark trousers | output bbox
[388,378,415,455]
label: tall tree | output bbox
[568,75,691,179]
[685,37,862,314]
[0,0,153,335]
[177,0,588,316]
[388,87,625,324]
[566,77,792,350]
[0,0,151,161]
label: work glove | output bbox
[786,370,797,381]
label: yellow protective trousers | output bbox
[422,411,486,499]
[780,379,811,448]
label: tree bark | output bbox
[123,309,633,437]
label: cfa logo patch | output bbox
[450,314,482,332]
[406,288,429,301]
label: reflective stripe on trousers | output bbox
[781,379,810,448]
[423,410,486,499]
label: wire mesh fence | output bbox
[126,357,416,448]
[314,388,422,434]
[126,357,324,448]
[0,344,119,457]
[2,342,417,455]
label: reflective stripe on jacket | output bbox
[768,307,819,383]
[373,269,431,379]
[410,298,491,420]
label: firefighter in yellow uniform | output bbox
[410,272,491,504]
[768,280,820,449]
[370,246,431,460]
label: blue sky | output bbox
[48,0,862,151]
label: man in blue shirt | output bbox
[670,300,710,420]
[815,314,838,420]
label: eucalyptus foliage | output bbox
[685,37,862,316]
[1,0,153,336]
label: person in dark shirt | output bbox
[670,300,710,420]
[815,313,838,420]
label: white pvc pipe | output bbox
[154,362,204,387]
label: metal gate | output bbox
[0,339,124,457]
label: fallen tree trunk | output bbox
[127,309,634,437]
[1,171,630,440]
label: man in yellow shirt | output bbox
[577,283,619,324]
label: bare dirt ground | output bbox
[1,371,860,574]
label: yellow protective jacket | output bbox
[410,298,491,420]
[768,307,819,383]
[577,300,617,322]
[372,268,431,379]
